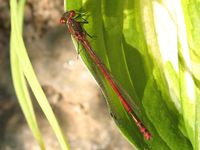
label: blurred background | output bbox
[0,0,133,149]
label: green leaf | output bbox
[65,0,199,149]
[10,0,45,149]
[180,1,200,149]
[10,0,69,149]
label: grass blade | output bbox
[10,0,70,149]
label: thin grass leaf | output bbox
[10,39,46,149]
[10,0,45,149]
[10,0,70,149]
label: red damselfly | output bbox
[60,10,152,140]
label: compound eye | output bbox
[60,17,66,24]
[69,10,76,17]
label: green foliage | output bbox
[65,0,199,149]
[10,0,69,149]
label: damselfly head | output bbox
[60,16,67,24]
[60,10,76,24]
[68,10,76,17]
